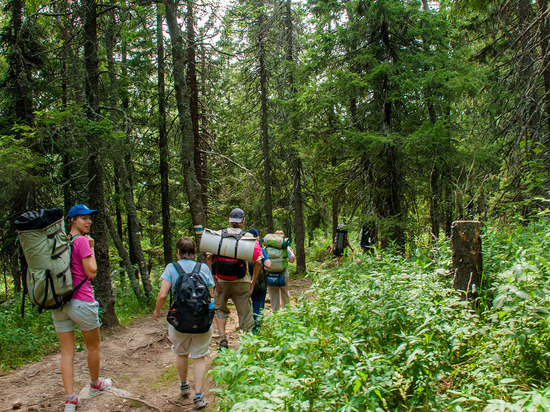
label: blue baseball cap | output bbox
[68,204,99,219]
[248,228,258,237]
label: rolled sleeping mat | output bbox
[199,228,256,261]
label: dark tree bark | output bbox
[164,0,207,247]
[83,0,119,327]
[331,157,339,239]
[105,10,153,299]
[7,0,33,124]
[284,0,306,273]
[257,1,274,233]
[186,0,207,214]
[451,221,482,303]
[105,211,144,301]
[157,7,173,266]
[114,159,153,298]
[537,0,550,157]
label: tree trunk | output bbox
[164,0,207,248]
[157,7,173,266]
[83,0,118,327]
[451,221,482,302]
[106,11,153,299]
[105,211,144,301]
[114,158,154,298]
[429,162,440,241]
[186,0,207,214]
[537,0,550,159]
[9,0,33,124]
[284,0,306,273]
[258,3,274,233]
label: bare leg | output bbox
[57,331,76,395]
[176,354,189,383]
[81,327,101,382]
[216,318,226,337]
[193,356,207,394]
[280,285,291,309]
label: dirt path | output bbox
[0,277,312,412]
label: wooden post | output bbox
[451,221,482,301]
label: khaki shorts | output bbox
[168,324,212,358]
[215,281,253,331]
[51,299,100,332]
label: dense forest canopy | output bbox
[1,0,549,323]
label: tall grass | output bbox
[211,216,550,411]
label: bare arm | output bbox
[287,247,296,264]
[251,260,261,294]
[207,254,221,294]
[153,279,172,321]
[81,235,97,279]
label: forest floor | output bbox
[0,277,313,412]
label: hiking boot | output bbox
[89,377,112,397]
[219,338,228,350]
[64,396,81,412]
[194,393,207,410]
[180,381,191,397]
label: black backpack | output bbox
[333,228,348,256]
[167,262,214,334]
[249,261,267,298]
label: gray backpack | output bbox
[15,208,85,315]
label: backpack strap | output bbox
[218,229,245,259]
[170,262,203,305]
[172,262,202,277]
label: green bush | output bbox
[0,270,157,373]
[211,216,550,411]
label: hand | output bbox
[86,235,95,249]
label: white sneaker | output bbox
[89,377,113,397]
[64,396,81,411]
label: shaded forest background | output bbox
[1,0,550,325]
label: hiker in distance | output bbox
[153,236,214,410]
[265,230,296,311]
[247,228,271,330]
[53,204,112,411]
[206,208,263,349]
[329,223,354,266]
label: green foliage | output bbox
[0,272,156,372]
[211,217,550,411]
[0,299,59,373]
[112,270,158,324]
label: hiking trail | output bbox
[0,277,312,412]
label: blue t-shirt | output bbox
[161,259,214,290]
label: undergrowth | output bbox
[0,270,157,373]
[211,215,550,411]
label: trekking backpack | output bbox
[167,262,214,334]
[212,229,248,281]
[333,227,348,256]
[263,233,289,273]
[15,208,86,316]
[249,261,267,298]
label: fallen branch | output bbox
[111,393,162,412]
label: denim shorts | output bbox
[51,299,100,332]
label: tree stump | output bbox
[451,221,482,301]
